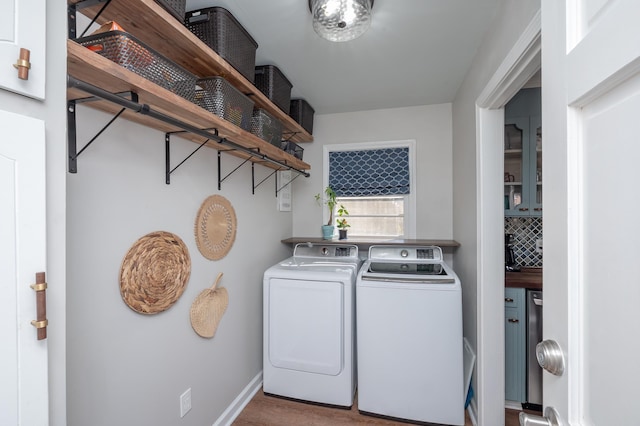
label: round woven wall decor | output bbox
[119,231,191,315]
[195,195,237,260]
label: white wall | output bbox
[0,1,68,424]
[66,107,292,425]
[451,0,540,423]
[292,104,453,241]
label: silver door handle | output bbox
[536,340,565,376]
[520,407,565,426]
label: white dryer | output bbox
[263,243,361,407]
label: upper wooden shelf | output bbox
[67,40,310,172]
[68,0,313,144]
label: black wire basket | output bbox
[195,77,255,131]
[281,140,304,160]
[154,0,186,22]
[289,99,315,135]
[254,65,292,113]
[185,7,258,82]
[77,31,196,102]
[251,108,283,147]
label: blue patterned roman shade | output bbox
[329,147,410,196]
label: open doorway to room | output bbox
[503,73,544,415]
[473,10,541,426]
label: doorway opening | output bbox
[474,9,541,426]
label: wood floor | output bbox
[232,389,527,426]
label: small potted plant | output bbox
[315,186,337,240]
[336,205,350,240]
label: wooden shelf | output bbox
[69,0,313,144]
[67,40,310,171]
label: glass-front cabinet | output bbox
[504,88,541,217]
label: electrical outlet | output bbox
[180,388,192,418]
[535,239,543,254]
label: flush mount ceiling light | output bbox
[309,0,374,42]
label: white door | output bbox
[0,0,46,99]
[541,0,640,424]
[0,109,48,425]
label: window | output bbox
[325,141,415,238]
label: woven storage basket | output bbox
[119,231,191,315]
[77,31,196,102]
[254,65,292,113]
[280,140,304,160]
[185,7,258,82]
[190,272,228,338]
[154,0,186,22]
[251,108,282,147]
[289,99,315,135]
[195,77,254,131]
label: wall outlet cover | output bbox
[180,388,191,418]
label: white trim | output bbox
[476,10,542,109]
[323,140,417,238]
[212,372,263,426]
[475,106,507,426]
[475,10,541,426]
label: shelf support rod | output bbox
[165,130,217,184]
[67,77,310,179]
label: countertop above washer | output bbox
[282,237,460,250]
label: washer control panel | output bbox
[368,246,442,262]
[294,243,359,259]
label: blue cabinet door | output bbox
[505,88,542,217]
[504,288,526,402]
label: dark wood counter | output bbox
[281,237,460,251]
[505,267,542,290]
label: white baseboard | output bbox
[505,400,523,411]
[212,371,263,426]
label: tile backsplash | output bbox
[505,217,542,267]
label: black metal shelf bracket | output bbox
[68,0,114,40]
[252,165,277,195]
[276,172,303,196]
[67,77,310,186]
[165,129,218,184]
[67,90,138,173]
[281,131,301,143]
[217,149,257,191]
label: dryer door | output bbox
[267,278,344,375]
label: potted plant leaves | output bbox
[336,205,350,240]
[315,186,337,240]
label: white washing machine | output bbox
[356,245,464,425]
[263,243,361,407]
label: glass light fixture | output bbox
[309,0,374,42]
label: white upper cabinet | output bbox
[0,0,46,100]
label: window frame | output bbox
[323,139,417,238]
